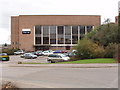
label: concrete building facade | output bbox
[11,15,101,51]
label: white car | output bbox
[14,50,24,55]
[42,50,53,56]
[47,54,70,63]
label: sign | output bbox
[22,29,31,34]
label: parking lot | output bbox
[2,55,48,64]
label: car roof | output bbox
[0,53,7,56]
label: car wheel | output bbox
[51,61,55,63]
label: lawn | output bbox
[57,58,117,64]
[21,58,117,64]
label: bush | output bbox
[2,48,19,55]
[104,43,118,58]
[2,81,19,90]
[70,56,80,61]
[76,38,105,59]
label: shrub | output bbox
[2,48,19,55]
[76,38,105,59]
[2,81,19,90]
[70,56,80,61]
[115,44,120,63]
[104,43,118,58]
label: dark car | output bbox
[0,53,9,61]
[34,51,43,56]
[61,50,67,53]
[53,50,62,53]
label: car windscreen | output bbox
[59,54,67,57]
[48,54,55,57]
[0,53,7,56]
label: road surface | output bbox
[0,63,118,88]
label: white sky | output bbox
[0,0,119,44]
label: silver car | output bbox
[47,54,70,63]
[14,50,24,55]
[23,53,37,59]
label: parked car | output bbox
[61,50,68,53]
[65,52,76,57]
[47,54,70,63]
[42,50,53,56]
[53,50,62,53]
[34,50,43,56]
[72,49,77,53]
[23,53,37,59]
[0,53,9,61]
[20,54,25,58]
[14,50,24,55]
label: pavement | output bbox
[1,61,118,68]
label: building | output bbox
[11,15,101,51]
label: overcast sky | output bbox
[0,0,119,44]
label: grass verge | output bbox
[57,58,116,64]
[21,58,117,64]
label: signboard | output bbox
[22,29,31,34]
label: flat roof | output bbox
[12,15,101,17]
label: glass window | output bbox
[57,26,64,44]
[87,26,93,33]
[35,25,41,34]
[80,26,85,34]
[58,26,64,34]
[43,26,49,44]
[35,37,41,44]
[80,34,85,40]
[72,26,78,34]
[72,26,78,44]
[65,26,71,44]
[50,26,56,44]
[43,26,49,35]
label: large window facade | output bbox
[57,26,64,44]
[79,26,85,40]
[43,26,49,44]
[35,25,93,45]
[65,26,71,44]
[35,25,41,44]
[72,26,78,44]
[50,26,56,44]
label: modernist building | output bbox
[11,15,101,51]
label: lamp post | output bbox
[118,1,120,63]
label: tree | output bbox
[75,38,105,59]
[87,24,118,47]
[4,43,7,47]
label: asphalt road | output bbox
[1,63,118,88]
